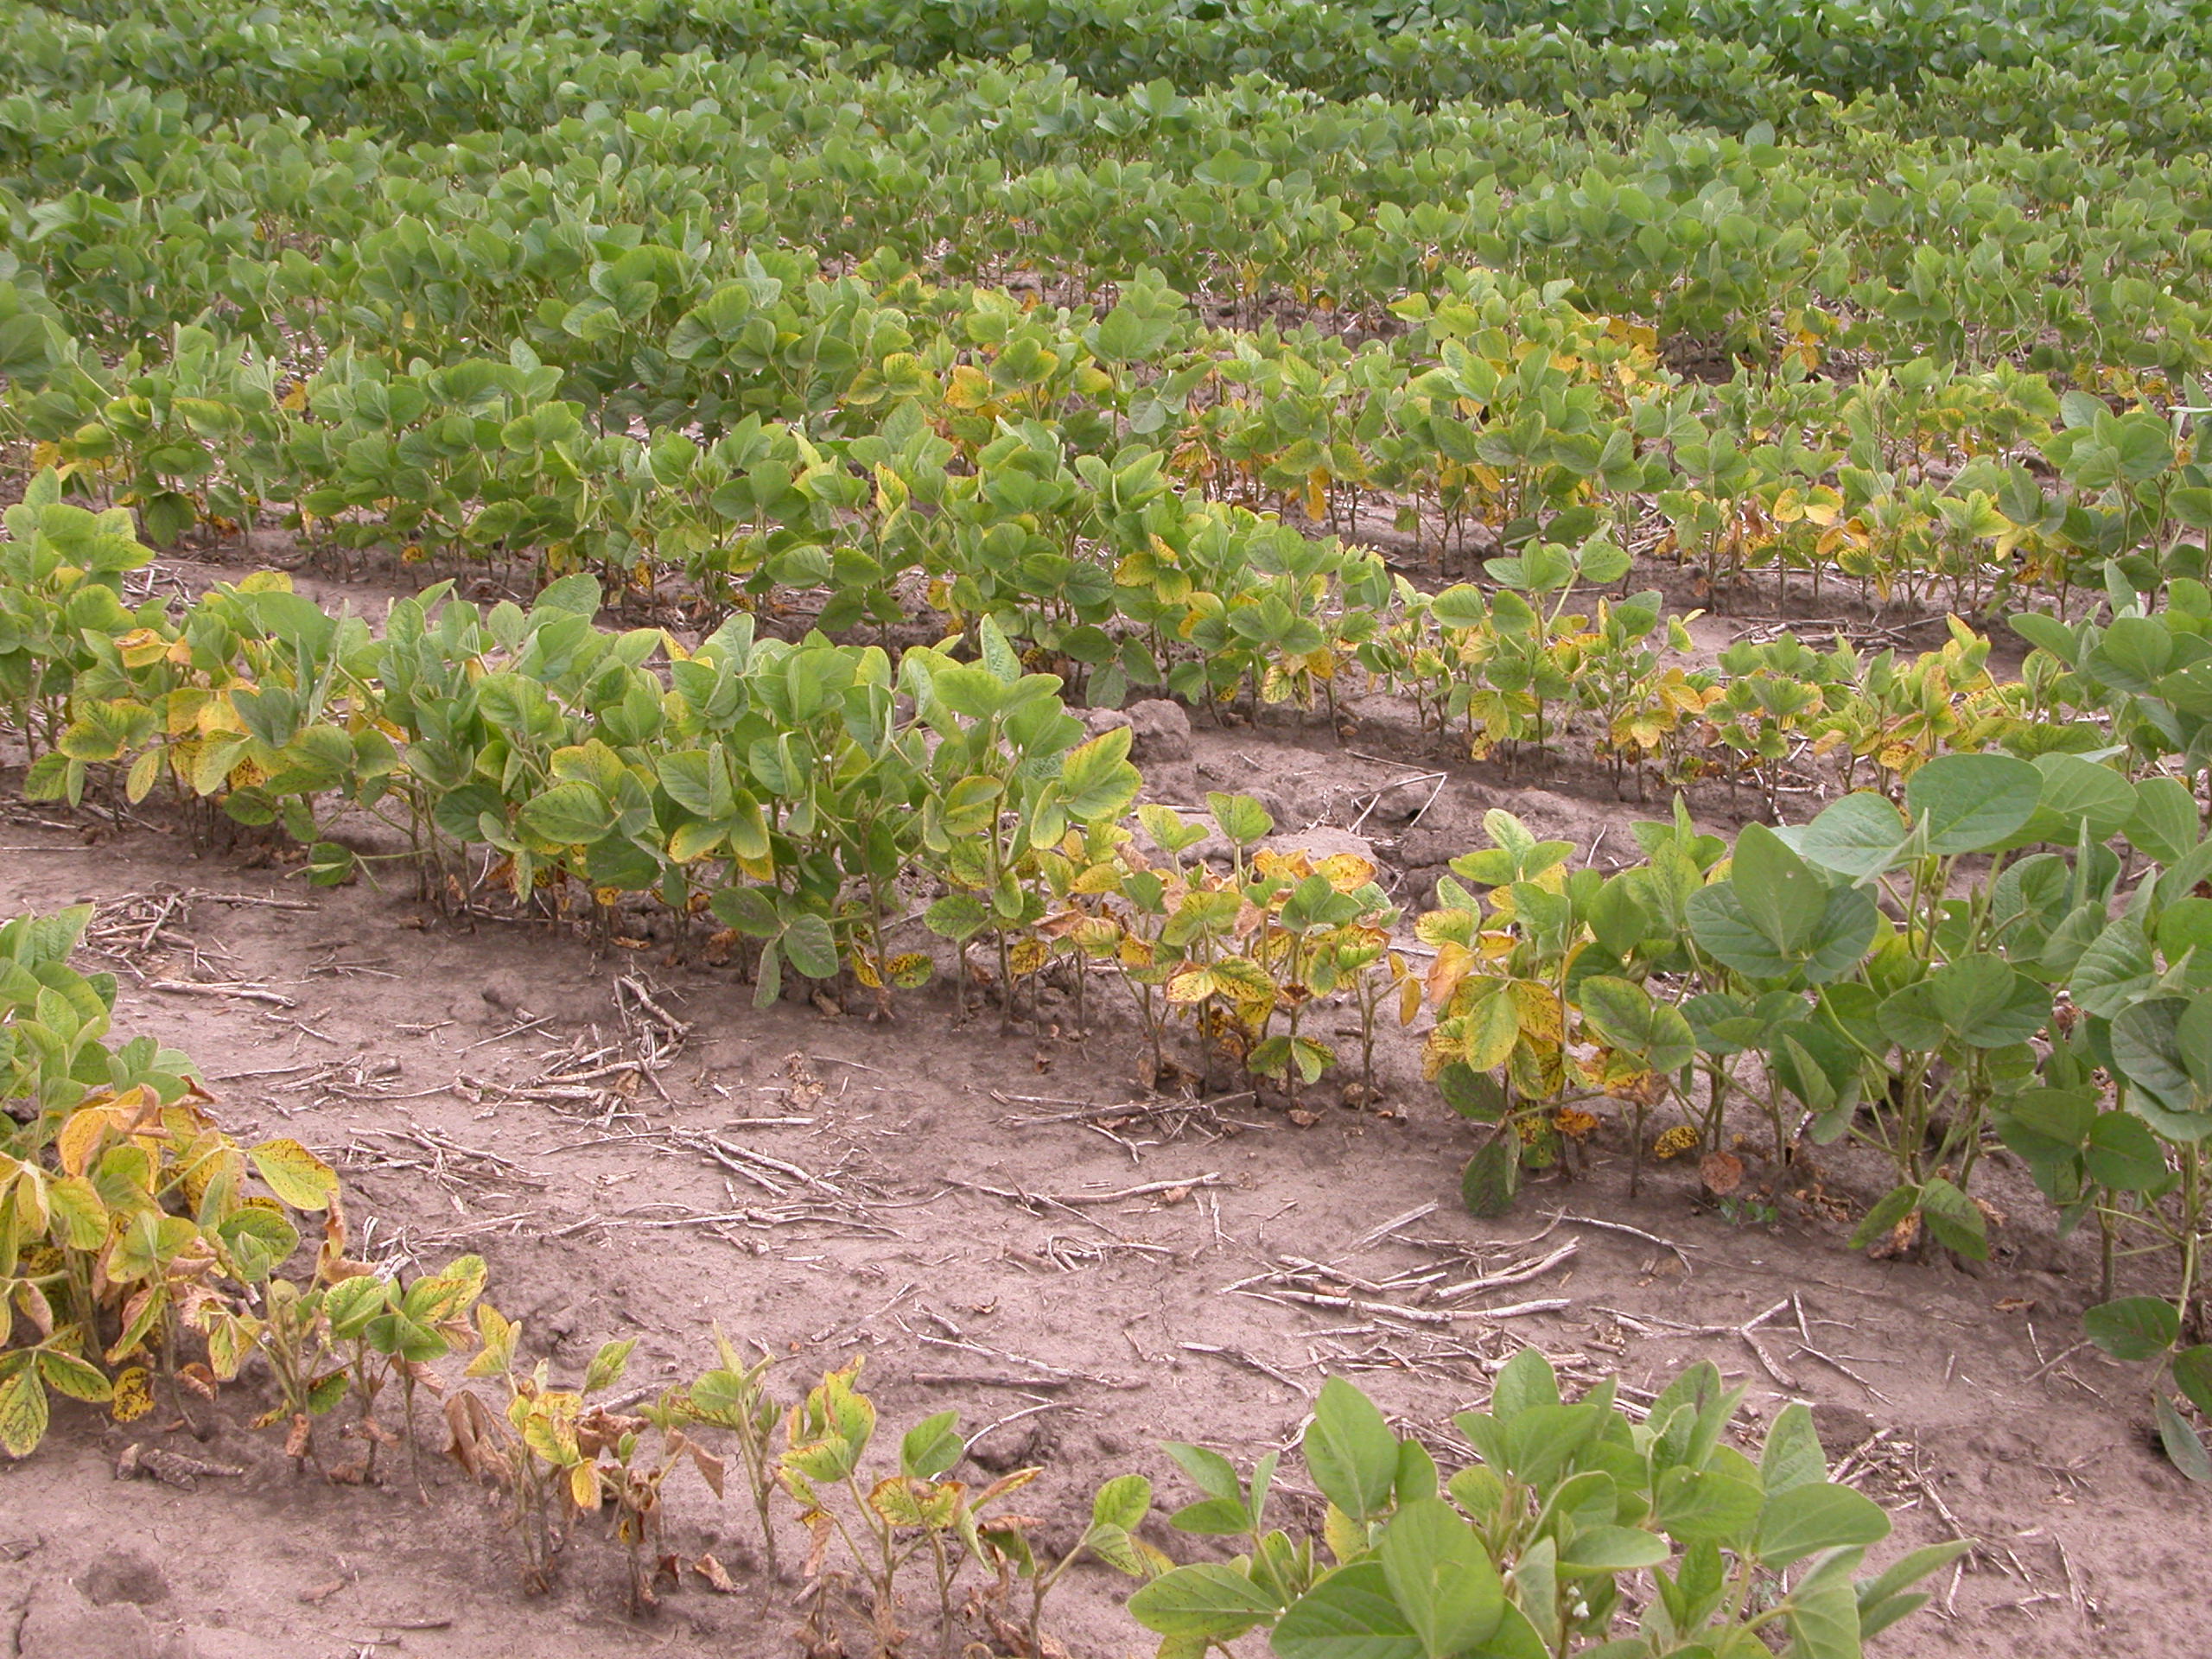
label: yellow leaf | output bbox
[570,1459,602,1511]
[110,1365,155,1423]
[249,1138,339,1211]
[944,365,996,411]
[1314,853,1376,891]
[1166,968,1216,1005]
[1459,982,1520,1071]
[1507,980,1562,1046]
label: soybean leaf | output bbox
[1305,1378,1401,1522]
[900,1410,963,1480]
[1377,1499,1503,1658]
[2154,1394,2211,1483]
[1127,1562,1280,1641]
[1757,1482,1889,1567]
[1905,753,2042,854]
[1271,1560,1421,1659]
[2083,1297,2179,1361]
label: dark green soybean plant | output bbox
[1128,1353,1963,1657]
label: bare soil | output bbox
[1,571,2206,1659]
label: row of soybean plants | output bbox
[6,473,2212,1473]
[5,242,2208,725]
[4,4,2209,374]
[26,0,2212,148]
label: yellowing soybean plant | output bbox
[3,1,2211,1653]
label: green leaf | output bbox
[2154,1393,2211,1483]
[584,1337,636,1394]
[2085,1111,2169,1192]
[1688,877,1876,983]
[709,886,779,938]
[2083,1297,2180,1361]
[1904,753,2042,855]
[781,912,839,980]
[1091,1471,1153,1532]
[1928,957,2050,1048]
[1757,1482,1889,1567]
[1128,1562,1281,1640]
[1491,1347,1560,1425]
[1207,791,1274,847]
[1056,727,1141,823]
[1272,1561,1421,1659]
[1305,1378,1402,1522]
[323,1273,392,1337]
[2026,754,2136,842]
[2108,997,2212,1136]
[1651,1465,1764,1547]
[1164,1441,1248,1529]
[1577,976,1694,1072]
[1854,1539,1972,1641]
[35,1347,112,1404]
[2127,776,2200,864]
[1760,1402,1828,1495]
[518,780,616,845]
[1460,1137,1519,1217]
[1377,1499,1503,1658]
[0,1362,48,1458]
[1916,1177,1988,1260]
[2173,1346,2212,1416]
[1783,1545,1869,1659]
[1555,1524,1669,1574]
[901,1410,964,1480]
[923,893,990,943]
[1795,792,1910,879]
[2071,919,2159,1020]
[1726,824,1824,955]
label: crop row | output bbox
[4,6,2210,373]
[23,0,2212,138]
[6,250,2207,716]
[3,475,2211,1479]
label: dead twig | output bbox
[1543,1211,1695,1274]
[146,978,296,1008]
[1181,1342,1303,1389]
[1433,1242,1579,1300]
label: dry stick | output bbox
[953,1173,1224,1212]
[1597,1298,1789,1339]
[1432,1241,1579,1300]
[997,1090,1255,1125]
[1180,1342,1303,1389]
[1349,769,1447,833]
[459,1014,555,1052]
[910,1332,1137,1389]
[208,1060,321,1083]
[146,978,296,1008]
[1787,1291,1893,1403]
[2022,1339,2094,1385]
[1275,1255,1400,1295]
[191,889,317,911]
[964,1400,1070,1452]
[1344,1201,1440,1253]
[1742,1329,1803,1393]
[1239,1287,1567,1326]
[913,1372,1074,1391]
[1542,1210,1697,1274]
[1461,1297,1573,1319]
